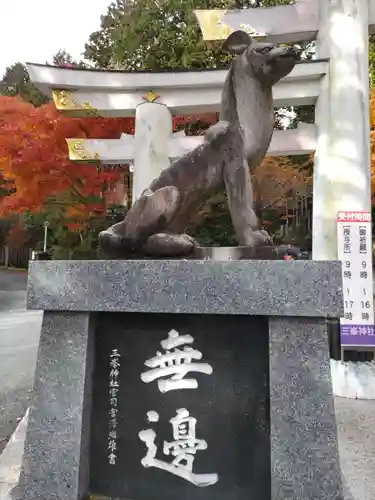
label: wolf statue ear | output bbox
[222,30,252,54]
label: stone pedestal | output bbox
[98,245,298,261]
[15,260,344,500]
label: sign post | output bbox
[337,211,375,348]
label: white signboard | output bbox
[337,211,375,347]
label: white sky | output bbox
[0,0,110,76]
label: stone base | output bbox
[17,260,344,500]
[98,244,291,261]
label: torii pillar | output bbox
[313,0,371,259]
[195,0,373,260]
[133,101,173,202]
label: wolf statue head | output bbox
[223,30,301,86]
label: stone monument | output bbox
[13,259,343,500]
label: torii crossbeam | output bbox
[194,0,375,43]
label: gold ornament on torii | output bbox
[194,10,267,41]
[66,139,101,162]
[52,90,99,116]
[143,91,161,103]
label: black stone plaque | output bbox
[89,313,270,500]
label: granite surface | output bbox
[269,316,343,500]
[13,312,94,500]
[17,259,344,499]
[27,260,343,317]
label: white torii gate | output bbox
[27,0,375,260]
[65,123,317,198]
[27,60,324,201]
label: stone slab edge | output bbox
[0,410,29,500]
[27,260,343,318]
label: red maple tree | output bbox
[0,97,135,228]
[6,220,28,248]
[0,96,215,228]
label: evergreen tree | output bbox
[369,36,375,87]
[84,0,292,70]
[0,63,48,107]
[51,49,88,68]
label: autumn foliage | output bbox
[0,97,214,226]
[6,219,28,248]
[253,155,312,212]
[0,96,135,227]
[0,97,219,249]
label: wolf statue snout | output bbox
[280,46,301,58]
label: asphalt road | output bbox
[0,270,42,453]
[336,397,375,500]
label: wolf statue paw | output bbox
[98,229,198,259]
[145,233,198,257]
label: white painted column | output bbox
[312,0,371,260]
[133,102,172,203]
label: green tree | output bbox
[0,63,48,107]
[369,36,375,87]
[84,0,132,68]
[51,49,88,68]
[85,0,292,70]
[0,51,88,109]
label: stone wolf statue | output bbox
[99,30,300,257]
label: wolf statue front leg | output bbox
[223,154,272,248]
